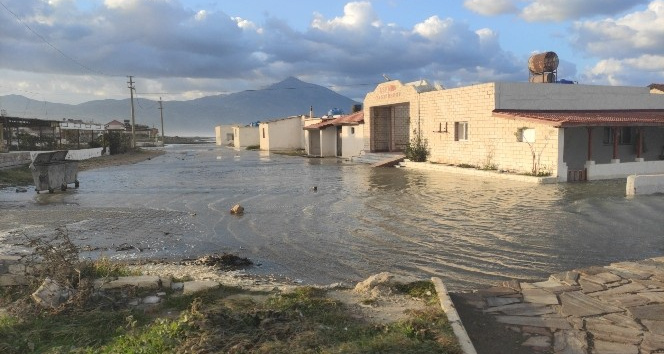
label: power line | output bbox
[0,0,118,77]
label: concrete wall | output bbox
[215,125,234,146]
[341,124,364,158]
[587,160,664,180]
[260,117,303,151]
[233,126,259,148]
[302,118,322,149]
[320,127,337,157]
[306,130,321,156]
[419,82,560,176]
[0,152,31,169]
[1,148,103,169]
[626,174,664,195]
[496,83,664,110]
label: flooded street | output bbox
[2,144,663,291]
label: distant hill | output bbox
[0,77,360,136]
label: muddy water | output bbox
[2,144,663,290]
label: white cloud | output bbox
[103,0,138,10]
[311,1,380,31]
[0,0,524,104]
[464,0,517,16]
[521,0,647,22]
[573,1,664,57]
[194,10,207,21]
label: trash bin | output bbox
[30,150,80,193]
[51,150,80,189]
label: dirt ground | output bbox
[77,149,165,171]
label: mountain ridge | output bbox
[0,77,360,136]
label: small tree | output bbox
[515,127,552,176]
[404,134,430,162]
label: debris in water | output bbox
[230,204,244,214]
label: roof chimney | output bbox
[309,106,313,118]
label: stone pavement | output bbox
[457,257,664,354]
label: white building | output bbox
[304,111,364,158]
[363,80,664,182]
[214,125,235,146]
[232,125,259,148]
[259,116,304,152]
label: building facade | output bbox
[304,111,364,158]
[232,125,259,148]
[215,125,235,146]
[363,81,664,181]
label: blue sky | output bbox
[0,0,661,104]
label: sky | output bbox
[0,0,663,105]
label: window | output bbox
[454,122,468,141]
[262,128,265,139]
[603,127,633,145]
[350,127,355,134]
[516,128,536,143]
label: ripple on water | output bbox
[2,145,663,290]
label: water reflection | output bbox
[2,144,663,290]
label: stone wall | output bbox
[0,255,28,287]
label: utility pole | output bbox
[127,76,136,148]
[158,97,165,144]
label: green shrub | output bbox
[404,135,430,162]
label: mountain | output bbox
[0,77,360,136]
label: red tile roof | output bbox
[304,111,364,130]
[493,110,664,127]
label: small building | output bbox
[232,125,260,148]
[259,116,305,152]
[304,111,364,158]
[363,80,664,182]
[215,125,235,146]
[105,120,126,131]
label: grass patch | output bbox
[0,309,145,353]
[271,149,306,156]
[1,283,461,353]
[456,163,476,169]
[80,258,141,279]
[245,145,260,150]
[2,231,460,353]
[0,164,33,187]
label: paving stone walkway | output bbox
[459,257,664,354]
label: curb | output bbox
[432,277,477,354]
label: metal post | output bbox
[159,97,164,143]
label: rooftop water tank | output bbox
[528,52,559,73]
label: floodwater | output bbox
[2,144,663,291]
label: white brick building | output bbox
[363,81,664,182]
